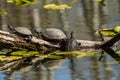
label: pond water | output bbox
[0,0,120,80]
[0,56,120,80]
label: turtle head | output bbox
[8,25,16,33]
[64,31,74,39]
[33,29,42,38]
[70,31,74,39]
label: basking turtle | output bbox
[8,25,33,41]
[60,32,80,51]
[35,28,80,51]
[35,28,67,44]
[41,28,67,41]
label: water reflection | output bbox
[0,59,72,80]
[0,56,120,80]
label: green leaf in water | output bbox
[0,52,6,55]
[113,26,120,32]
[11,51,27,56]
[104,67,112,71]
[56,51,98,58]
[96,29,116,37]
[0,55,22,62]
[7,0,14,3]
[0,10,8,15]
[11,51,39,57]
[105,61,118,64]
[43,4,72,10]
[15,0,35,6]
[91,66,112,71]
[47,54,64,59]
[98,0,106,6]
[90,66,100,69]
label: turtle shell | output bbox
[15,27,32,36]
[41,28,66,40]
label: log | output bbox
[0,30,103,53]
[1,30,120,72]
[0,30,59,53]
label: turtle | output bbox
[35,28,80,51]
[60,32,80,51]
[35,28,67,44]
[41,28,67,41]
[8,25,33,41]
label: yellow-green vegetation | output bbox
[7,0,35,6]
[96,29,116,37]
[113,26,120,32]
[0,50,99,62]
[0,10,8,15]
[56,51,98,58]
[48,65,60,70]
[115,50,120,55]
[0,52,6,55]
[90,66,112,71]
[43,4,72,10]
[0,55,22,62]
[11,51,39,57]
[96,26,120,37]
[98,0,106,6]
[105,61,118,64]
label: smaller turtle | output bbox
[60,32,80,51]
[8,25,33,41]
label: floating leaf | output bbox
[0,52,6,55]
[15,0,35,6]
[90,66,100,69]
[47,55,63,59]
[105,61,118,64]
[98,0,106,6]
[0,10,8,15]
[96,26,120,37]
[11,51,40,57]
[96,29,116,37]
[58,4,72,9]
[113,26,120,32]
[7,0,14,3]
[104,67,112,71]
[0,56,22,62]
[43,4,59,10]
[55,51,98,59]
[43,4,72,10]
